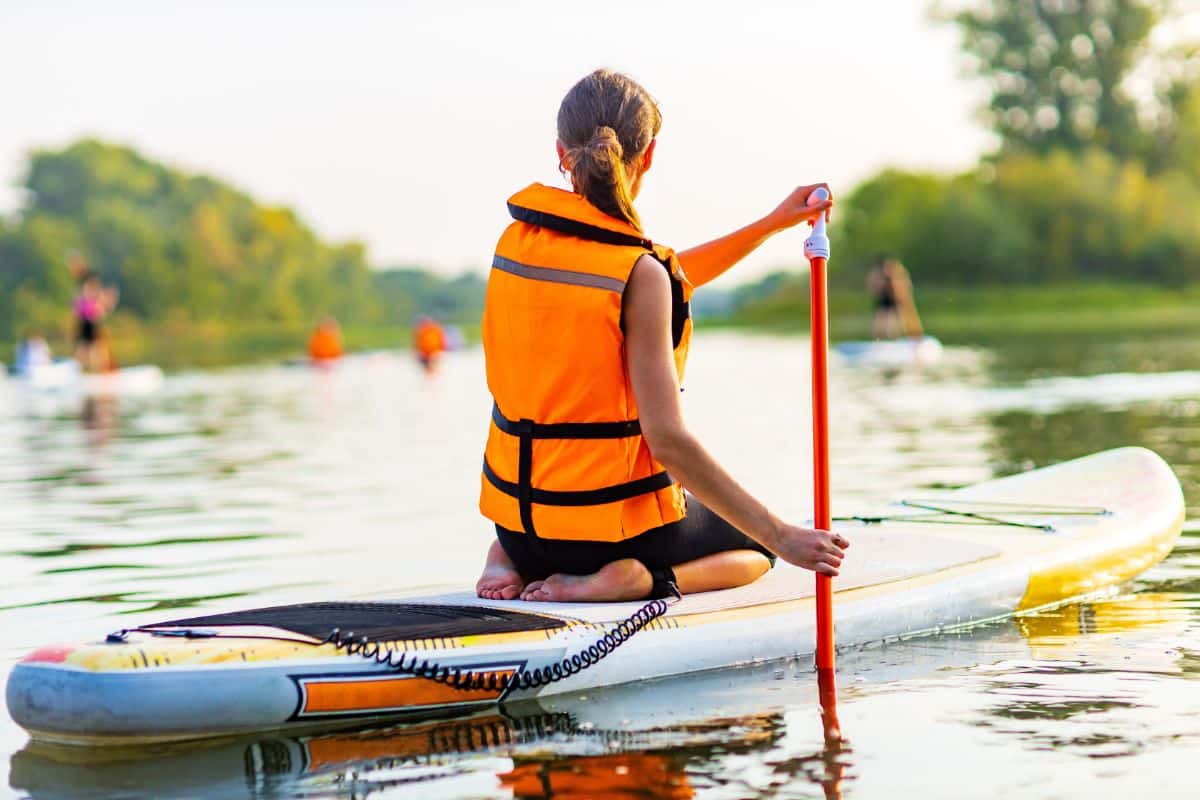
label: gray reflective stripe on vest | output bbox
[492,255,625,294]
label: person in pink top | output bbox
[73,272,119,372]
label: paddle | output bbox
[803,187,841,741]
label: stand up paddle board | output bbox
[12,361,163,396]
[10,359,82,390]
[834,336,942,367]
[7,447,1182,746]
[13,592,1186,800]
[77,365,164,396]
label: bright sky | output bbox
[0,0,993,283]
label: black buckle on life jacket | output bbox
[487,403,676,537]
[483,460,674,507]
[517,418,536,537]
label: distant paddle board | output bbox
[78,365,164,396]
[10,359,81,390]
[834,336,942,367]
[12,361,164,396]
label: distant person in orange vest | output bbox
[307,316,344,362]
[475,70,847,604]
[412,316,447,370]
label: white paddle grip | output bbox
[804,187,830,261]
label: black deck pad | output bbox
[148,601,566,642]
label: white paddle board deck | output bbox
[7,447,1183,745]
[12,590,1191,798]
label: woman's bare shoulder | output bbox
[629,253,669,291]
[624,254,671,333]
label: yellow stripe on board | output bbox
[1018,505,1184,611]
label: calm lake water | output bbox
[1,329,1197,799]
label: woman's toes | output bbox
[520,580,545,601]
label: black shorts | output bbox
[495,496,776,581]
[76,319,98,344]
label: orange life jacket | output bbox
[414,320,446,358]
[479,183,693,541]
[308,327,343,360]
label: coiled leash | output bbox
[321,591,676,693]
[108,578,680,695]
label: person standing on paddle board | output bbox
[477,69,848,603]
[867,257,923,340]
[72,270,119,372]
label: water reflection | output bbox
[2,332,1199,797]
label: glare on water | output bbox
[1,331,1197,799]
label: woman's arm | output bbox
[624,255,848,574]
[677,183,833,287]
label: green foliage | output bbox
[948,0,1164,159]
[733,146,1200,319]
[723,4,1200,327]
[0,140,482,349]
[372,268,486,325]
[834,168,1032,286]
[991,149,1200,283]
[947,0,1200,175]
[1151,61,1200,174]
[0,213,80,339]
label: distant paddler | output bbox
[412,315,447,370]
[866,256,924,340]
[12,330,52,376]
[69,263,120,372]
[307,315,345,362]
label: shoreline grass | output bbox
[706,282,1200,344]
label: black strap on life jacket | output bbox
[490,403,642,439]
[508,203,653,249]
[508,199,692,349]
[485,404,674,537]
[666,256,690,349]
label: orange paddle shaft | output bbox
[803,187,835,672]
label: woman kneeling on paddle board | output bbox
[477,69,848,603]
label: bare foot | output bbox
[519,559,651,602]
[476,540,525,600]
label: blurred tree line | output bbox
[735,0,1200,316]
[0,139,483,345]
